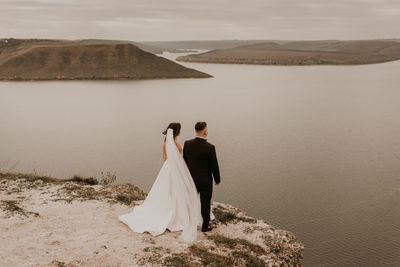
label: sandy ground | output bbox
[0,174,303,266]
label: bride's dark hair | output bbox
[162,122,181,137]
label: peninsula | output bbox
[176,39,400,66]
[0,39,211,80]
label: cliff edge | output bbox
[0,173,303,266]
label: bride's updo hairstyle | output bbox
[162,122,181,137]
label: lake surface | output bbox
[1,53,400,266]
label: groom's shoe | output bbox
[201,226,213,232]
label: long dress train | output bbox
[118,129,202,243]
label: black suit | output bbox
[183,137,220,230]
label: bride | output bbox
[118,123,203,243]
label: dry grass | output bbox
[213,205,257,225]
[0,200,39,218]
[162,240,266,267]
[163,245,234,267]
[207,234,266,266]
[0,172,147,205]
[54,182,146,205]
[0,172,61,183]
[0,172,98,185]
[208,234,266,255]
[139,246,171,266]
[161,234,270,266]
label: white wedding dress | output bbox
[118,129,203,243]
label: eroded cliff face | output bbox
[0,173,303,266]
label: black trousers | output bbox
[198,187,213,229]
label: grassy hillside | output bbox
[176,39,400,65]
[142,40,277,51]
[0,39,211,80]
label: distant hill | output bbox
[0,39,211,80]
[1,38,164,54]
[143,40,280,52]
[73,39,164,54]
[176,39,400,65]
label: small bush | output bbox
[116,194,141,205]
[69,175,98,185]
[99,171,117,185]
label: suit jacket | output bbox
[183,137,220,191]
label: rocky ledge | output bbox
[0,173,303,266]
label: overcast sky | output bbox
[1,0,399,41]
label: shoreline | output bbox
[176,56,400,66]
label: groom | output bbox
[183,122,221,232]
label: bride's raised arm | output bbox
[175,140,183,154]
[163,139,182,160]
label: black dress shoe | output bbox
[201,226,213,232]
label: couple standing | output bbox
[118,122,221,243]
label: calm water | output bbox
[1,53,400,266]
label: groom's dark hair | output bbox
[195,121,207,132]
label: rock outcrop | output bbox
[0,173,303,266]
